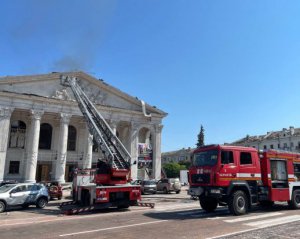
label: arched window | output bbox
[67,125,77,151]
[39,123,53,149]
[9,120,26,148]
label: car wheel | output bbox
[36,197,48,209]
[163,187,168,194]
[58,196,62,200]
[0,201,6,213]
[176,191,181,194]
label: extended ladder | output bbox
[60,75,130,170]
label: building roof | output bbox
[231,127,300,145]
[0,71,167,118]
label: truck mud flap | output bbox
[60,202,113,215]
[136,202,155,208]
[59,201,77,208]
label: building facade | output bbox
[0,72,167,183]
[161,147,194,164]
[231,126,300,152]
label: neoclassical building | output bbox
[0,72,167,183]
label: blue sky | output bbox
[1,1,300,152]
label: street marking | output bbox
[224,212,283,223]
[59,220,168,237]
[207,228,259,239]
[245,215,300,228]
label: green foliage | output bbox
[196,125,205,147]
[163,163,186,178]
[178,160,191,169]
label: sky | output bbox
[1,0,300,152]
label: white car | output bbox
[0,183,49,213]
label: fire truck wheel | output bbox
[228,190,248,216]
[199,196,218,212]
[288,189,300,209]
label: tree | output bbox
[196,125,205,147]
[163,163,186,178]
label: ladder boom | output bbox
[61,75,131,170]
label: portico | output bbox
[0,72,167,183]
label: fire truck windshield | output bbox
[193,150,218,167]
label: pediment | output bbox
[0,72,166,116]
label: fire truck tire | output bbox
[199,196,218,212]
[288,189,300,209]
[228,190,248,215]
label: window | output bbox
[67,125,77,151]
[9,120,26,148]
[291,142,294,148]
[39,123,53,149]
[278,144,280,149]
[9,161,20,174]
[221,151,234,164]
[263,145,267,149]
[270,145,274,149]
[240,152,252,165]
[283,143,287,149]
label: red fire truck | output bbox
[59,75,141,214]
[188,145,300,215]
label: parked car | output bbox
[131,179,142,185]
[0,183,49,213]
[0,180,18,187]
[157,178,181,194]
[45,181,63,200]
[140,180,157,194]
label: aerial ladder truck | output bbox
[59,75,144,214]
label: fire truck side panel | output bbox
[269,188,290,201]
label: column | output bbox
[130,123,139,180]
[25,110,44,183]
[152,124,163,180]
[0,107,14,182]
[83,129,93,169]
[110,120,118,135]
[54,113,71,183]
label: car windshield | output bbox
[143,181,156,185]
[0,184,16,193]
[193,150,218,166]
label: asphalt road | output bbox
[0,188,299,239]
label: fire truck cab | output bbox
[188,145,300,215]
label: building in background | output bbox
[230,126,300,152]
[161,147,194,164]
[0,72,167,183]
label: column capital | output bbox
[60,113,71,124]
[109,120,119,128]
[30,109,44,120]
[0,107,14,120]
[131,122,140,131]
[154,124,163,133]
